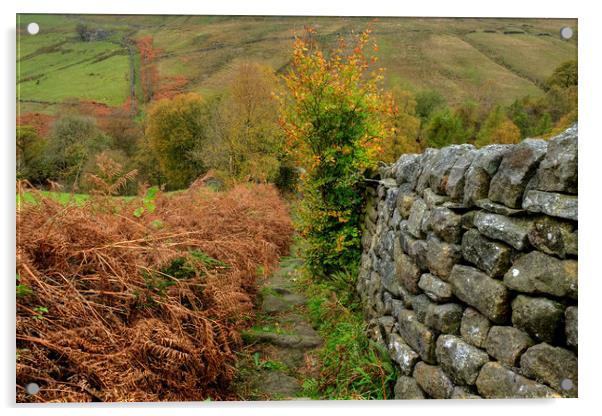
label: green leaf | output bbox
[133,207,145,218]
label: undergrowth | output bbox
[298,266,398,400]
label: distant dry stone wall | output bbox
[357,125,578,399]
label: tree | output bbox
[415,89,446,121]
[145,93,208,189]
[546,60,577,90]
[47,115,112,189]
[475,105,521,147]
[280,28,394,277]
[201,61,283,182]
[381,87,422,162]
[424,107,467,148]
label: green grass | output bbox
[17,191,90,207]
[16,14,577,116]
[297,267,398,400]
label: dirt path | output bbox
[233,252,323,400]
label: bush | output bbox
[424,107,468,148]
[279,28,394,277]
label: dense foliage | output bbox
[279,29,394,277]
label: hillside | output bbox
[17,14,577,118]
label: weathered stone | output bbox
[528,216,576,258]
[378,254,401,297]
[426,236,462,279]
[416,148,441,193]
[475,198,526,216]
[488,139,548,208]
[394,376,425,400]
[461,229,515,278]
[504,251,578,299]
[366,199,378,222]
[476,362,560,398]
[394,154,421,188]
[413,362,454,399]
[423,188,450,209]
[397,309,437,363]
[411,294,434,323]
[523,190,578,221]
[461,211,476,230]
[385,188,399,214]
[394,248,421,295]
[390,208,402,229]
[460,307,491,348]
[436,335,489,385]
[396,187,417,219]
[449,265,510,324]
[511,295,565,343]
[408,239,429,271]
[520,343,578,397]
[446,149,477,201]
[424,303,463,334]
[407,199,428,238]
[531,125,577,194]
[377,316,397,342]
[424,207,462,243]
[429,144,475,195]
[485,326,534,367]
[565,306,578,347]
[473,211,533,250]
[464,144,511,207]
[451,386,481,399]
[418,273,453,302]
[387,333,420,376]
[567,230,578,256]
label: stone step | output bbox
[243,330,322,349]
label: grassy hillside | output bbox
[17,14,577,117]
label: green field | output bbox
[17,14,577,115]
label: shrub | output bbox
[279,28,394,277]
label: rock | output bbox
[428,144,475,195]
[426,236,462,279]
[408,239,429,271]
[565,306,578,347]
[464,144,511,207]
[253,370,302,398]
[394,154,421,188]
[567,230,578,256]
[446,149,477,201]
[520,343,578,397]
[449,265,510,324]
[436,335,489,385]
[474,198,526,216]
[451,386,481,399]
[394,376,425,400]
[473,211,533,250]
[407,199,428,238]
[390,208,402,229]
[528,216,576,258]
[424,207,462,243]
[416,148,441,193]
[385,188,399,215]
[394,248,422,294]
[424,303,464,334]
[413,362,454,399]
[396,187,417,219]
[523,190,578,221]
[460,307,491,348]
[488,138,548,208]
[461,229,515,278]
[366,199,378,222]
[387,333,420,376]
[461,211,477,230]
[511,295,565,343]
[504,251,578,299]
[418,273,453,302]
[423,188,450,209]
[397,309,437,363]
[378,254,402,297]
[476,362,560,398]
[377,315,397,342]
[531,126,577,194]
[485,326,534,367]
[411,294,434,323]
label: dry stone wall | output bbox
[357,124,578,399]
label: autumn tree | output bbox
[280,28,394,277]
[145,93,208,189]
[475,105,521,147]
[201,61,283,182]
[381,87,422,162]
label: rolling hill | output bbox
[17,14,577,120]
